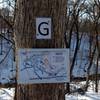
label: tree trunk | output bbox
[14,0,67,100]
[95,56,99,92]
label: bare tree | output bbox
[67,0,87,80]
[84,0,100,91]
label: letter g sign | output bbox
[36,18,51,39]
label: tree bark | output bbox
[14,0,67,100]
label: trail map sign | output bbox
[36,18,51,39]
[18,49,70,84]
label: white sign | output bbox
[18,49,70,84]
[36,18,51,39]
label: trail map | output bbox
[18,49,69,84]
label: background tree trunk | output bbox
[14,0,67,100]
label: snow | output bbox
[0,31,16,84]
[66,92,100,100]
[65,81,100,100]
[0,29,15,100]
[71,32,100,77]
[0,88,15,100]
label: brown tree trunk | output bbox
[14,0,67,100]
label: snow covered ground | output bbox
[0,32,16,84]
[66,81,100,100]
[0,88,15,100]
[66,92,100,100]
[0,82,100,100]
[71,32,100,77]
[0,30,15,100]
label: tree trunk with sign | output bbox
[14,0,68,100]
